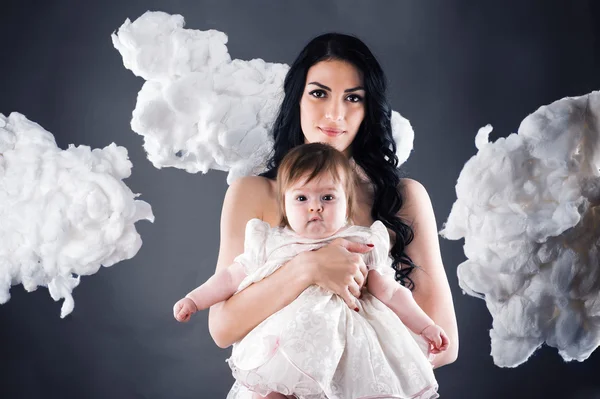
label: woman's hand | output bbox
[304,238,372,310]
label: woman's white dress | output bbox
[226,219,439,399]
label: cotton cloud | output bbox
[112,11,414,184]
[441,91,600,367]
[0,113,154,318]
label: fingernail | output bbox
[354,307,359,312]
[366,244,374,247]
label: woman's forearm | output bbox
[208,253,313,348]
[431,348,457,368]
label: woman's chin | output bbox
[304,134,349,153]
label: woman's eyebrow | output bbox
[307,81,365,93]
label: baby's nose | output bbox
[309,202,323,212]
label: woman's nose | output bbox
[325,100,344,121]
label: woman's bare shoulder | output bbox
[229,175,276,193]
[224,175,277,221]
[397,178,431,218]
[399,177,426,192]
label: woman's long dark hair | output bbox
[260,33,417,289]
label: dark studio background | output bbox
[1,1,599,398]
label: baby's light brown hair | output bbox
[276,143,356,228]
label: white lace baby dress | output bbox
[225,219,439,399]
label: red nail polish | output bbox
[366,244,374,247]
[354,307,359,312]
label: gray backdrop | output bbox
[1,1,599,398]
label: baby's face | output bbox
[284,173,348,239]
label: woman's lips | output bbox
[319,127,344,137]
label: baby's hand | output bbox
[173,297,198,322]
[420,324,449,355]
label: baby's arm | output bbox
[173,263,246,322]
[187,262,247,310]
[366,270,449,353]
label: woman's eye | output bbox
[322,195,334,201]
[296,195,307,201]
[309,90,326,99]
[346,94,363,103]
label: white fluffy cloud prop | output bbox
[441,91,600,367]
[112,11,414,184]
[0,113,154,318]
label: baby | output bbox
[174,143,449,399]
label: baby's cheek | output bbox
[332,210,348,229]
[287,215,304,233]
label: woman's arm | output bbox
[398,178,459,368]
[207,176,371,348]
[207,176,312,348]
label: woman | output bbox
[208,32,458,390]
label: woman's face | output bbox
[300,60,366,157]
